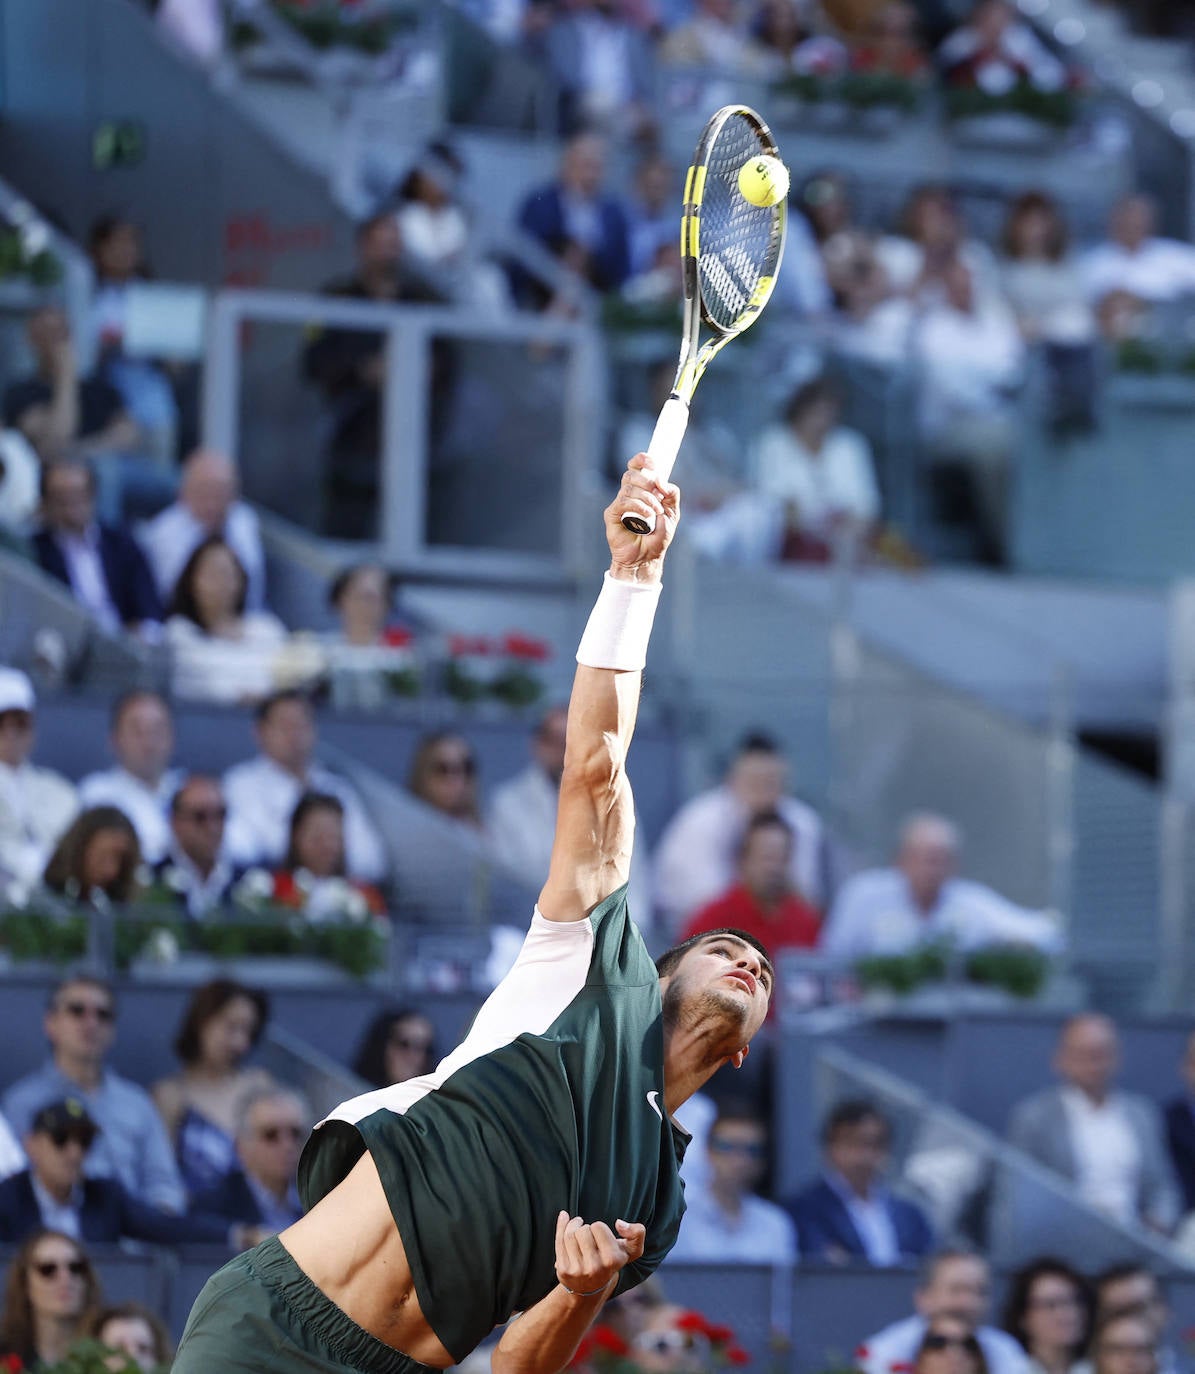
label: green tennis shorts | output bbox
[173,1236,443,1374]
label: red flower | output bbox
[727,1346,751,1366]
[502,632,551,662]
[383,626,414,648]
[705,1323,734,1345]
[449,634,494,658]
[676,1312,713,1335]
[591,1326,629,1356]
[271,871,304,910]
[855,1346,870,1361]
[2,1356,24,1373]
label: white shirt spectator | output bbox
[1060,1086,1142,1225]
[141,499,266,610]
[755,424,880,536]
[668,1185,797,1264]
[0,758,78,902]
[0,1111,24,1182]
[654,785,825,934]
[1001,258,1096,345]
[822,867,1062,963]
[223,754,387,883]
[1080,238,1195,305]
[937,18,1066,93]
[165,612,288,705]
[675,1091,717,1195]
[77,765,181,866]
[0,430,40,534]
[915,291,1024,440]
[859,1315,1029,1374]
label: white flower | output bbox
[234,868,275,907]
[143,928,180,965]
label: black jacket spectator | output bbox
[0,1169,228,1246]
[34,523,163,628]
[1165,1097,1195,1212]
[190,1167,271,1228]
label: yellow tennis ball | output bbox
[737,155,789,209]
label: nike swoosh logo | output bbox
[647,1090,663,1121]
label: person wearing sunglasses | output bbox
[0,1228,99,1369]
[151,773,243,921]
[351,1010,437,1091]
[917,1317,990,1374]
[668,1105,797,1264]
[0,1098,232,1247]
[407,732,481,830]
[175,459,774,1374]
[1002,1258,1093,1374]
[2,975,186,1214]
[190,1086,310,1238]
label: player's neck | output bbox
[661,1023,738,1117]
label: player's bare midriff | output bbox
[279,1152,456,1368]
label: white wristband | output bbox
[576,572,662,672]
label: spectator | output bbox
[0,1229,99,1370]
[1089,1311,1158,1374]
[486,705,567,888]
[999,191,1098,437]
[0,1099,228,1245]
[852,1,930,77]
[270,792,386,920]
[151,979,273,1197]
[756,0,849,76]
[626,155,678,280]
[659,0,773,74]
[825,232,916,366]
[858,1249,1030,1374]
[323,562,417,709]
[541,0,655,137]
[1001,1258,1093,1374]
[629,1303,731,1373]
[915,1316,990,1374]
[0,1112,23,1182]
[42,806,141,908]
[1163,1029,1195,1213]
[223,690,387,881]
[0,428,40,539]
[87,1302,173,1373]
[408,731,482,829]
[883,184,999,300]
[1080,195,1195,314]
[822,812,1061,962]
[937,0,1066,93]
[151,773,243,920]
[191,1086,310,1234]
[2,304,140,470]
[390,142,509,311]
[754,374,881,561]
[682,811,821,953]
[77,689,179,865]
[138,447,266,611]
[352,1008,437,1090]
[514,132,632,310]
[1092,1268,1172,1374]
[654,733,828,934]
[164,535,301,705]
[786,1099,935,1265]
[1006,1014,1179,1231]
[87,214,180,462]
[303,213,446,540]
[33,456,164,636]
[0,667,77,904]
[2,974,186,1212]
[667,1105,797,1263]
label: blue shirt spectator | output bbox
[2,975,186,1214]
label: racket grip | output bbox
[622,396,689,535]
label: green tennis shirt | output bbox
[298,885,689,1364]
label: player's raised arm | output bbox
[538,454,680,924]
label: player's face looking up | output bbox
[659,934,772,1052]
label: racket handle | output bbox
[621,396,689,535]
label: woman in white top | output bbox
[165,536,291,705]
[754,375,881,561]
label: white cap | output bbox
[0,668,35,714]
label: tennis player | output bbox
[172,453,774,1374]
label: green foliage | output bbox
[1116,338,1165,374]
[39,1338,169,1374]
[965,945,1049,999]
[854,942,1052,999]
[855,943,949,994]
[443,658,489,704]
[944,82,1078,129]
[770,71,925,113]
[272,2,405,54]
[490,665,545,709]
[0,908,88,963]
[0,227,62,284]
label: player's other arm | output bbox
[492,1212,647,1374]
[538,455,680,924]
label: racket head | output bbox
[683,106,787,349]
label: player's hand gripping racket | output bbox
[622,105,788,535]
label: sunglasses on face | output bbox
[32,1258,88,1280]
[923,1335,980,1354]
[46,1129,93,1151]
[633,1331,707,1355]
[709,1139,767,1159]
[61,1001,114,1023]
[390,1033,433,1054]
[431,757,475,778]
[178,805,227,824]
[258,1124,304,1144]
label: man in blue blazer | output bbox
[0,1099,232,1247]
[32,457,163,633]
[786,1099,934,1264]
[1165,1031,1195,1212]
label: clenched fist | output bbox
[554,1211,647,1300]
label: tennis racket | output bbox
[623,105,787,535]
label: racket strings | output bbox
[698,114,783,333]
